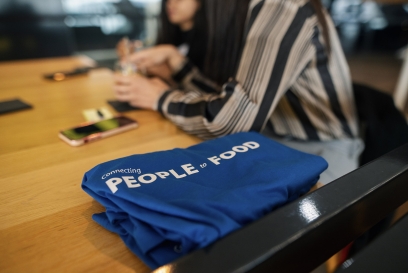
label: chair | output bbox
[347,83,408,257]
[353,82,408,166]
[336,213,408,273]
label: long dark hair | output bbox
[201,0,331,85]
[157,0,207,70]
[202,0,250,85]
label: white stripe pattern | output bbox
[159,0,358,141]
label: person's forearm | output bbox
[146,64,176,87]
[171,60,221,94]
[157,80,266,139]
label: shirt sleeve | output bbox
[171,59,222,94]
[158,1,318,139]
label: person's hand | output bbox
[116,38,144,60]
[129,45,185,73]
[113,73,170,110]
[145,63,176,87]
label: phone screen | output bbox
[61,116,135,140]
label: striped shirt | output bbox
[157,0,358,141]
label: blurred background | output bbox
[0,0,161,65]
[0,0,406,59]
[0,0,407,98]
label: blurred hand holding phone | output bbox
[59,116,138,146]
[116,37,144,60]
[115,37,144,76]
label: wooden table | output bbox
[0,56,201,273]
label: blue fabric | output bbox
[82,132,328,269]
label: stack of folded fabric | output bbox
[82,132,327,269]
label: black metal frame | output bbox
[153,143,408,273]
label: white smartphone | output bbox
[59,116,138,146]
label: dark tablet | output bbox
[107,100,141,112]
[0,98,32,115]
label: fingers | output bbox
[116,38,131,59]
[126,45,178,73]
[129,46,169,67]
[113,73,144,84]
[113,74,132,85]
[113,83,131,100]
[112,74,169,110]
[116,40,124,58]
[113,73,146,102]
[113,74,133,101]
[129,56,155,72]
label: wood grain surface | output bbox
[0,56,201,273]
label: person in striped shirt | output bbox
[113,0,364,184]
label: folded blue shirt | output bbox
[82,132,327,269]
